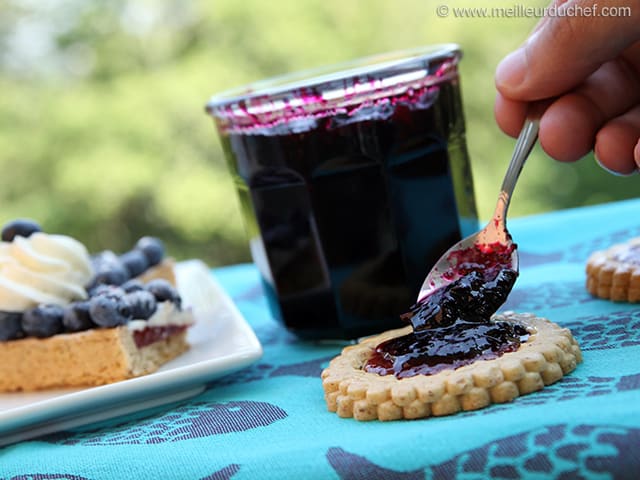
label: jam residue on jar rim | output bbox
[206,44,462,134]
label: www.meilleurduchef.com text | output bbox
[435,3,632,18]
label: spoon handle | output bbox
[499,117,539,204]
[495,110,542,222]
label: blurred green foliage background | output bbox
[0,0,637,266]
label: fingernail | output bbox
[496,48,527,91]
[594,151,631,177]
[594,151,614,174]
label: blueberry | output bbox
[145,279,181,307]
[0,311,24,341]
[125,290,157,320]
[135,237,165,266]
[63,301,94,332]
[89,268,129,287]
[120,250,149,278]
[90,250,113,266]
[22,305,64,338]
[91,250,125,270]
[89,294,132,327]
[89,251,129,287]
[1,219,42,242]
[89,284,125,298]
[121,279,145,293]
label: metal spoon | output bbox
[417,110,541,302]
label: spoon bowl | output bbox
[417,111,541,302]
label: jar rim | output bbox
[205,43,461,112]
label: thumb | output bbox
[496,0,640,101]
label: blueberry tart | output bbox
[0,220,194,392]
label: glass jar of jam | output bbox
[206,44,478,340]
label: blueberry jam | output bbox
[365,319,528,378]
[207,49,478,340]
[364,265,527,378]
[406,268,518,331]
[133,325,188,348]
[438,241,515,284]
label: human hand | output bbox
[494,0,640,175]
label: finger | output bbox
[529,0,570,34]
[494,93,528,138]
[537,58,640,162]
[594,105,640,175]
[538,96,594,162]
[496,0,640,100]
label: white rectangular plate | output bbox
[0,260,263,446]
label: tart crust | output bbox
[321,312,582,421]
[0,327,189,392]
[586,237,640,302]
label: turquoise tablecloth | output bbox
[2,198,640,479]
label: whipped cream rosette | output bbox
[0,232,93,311]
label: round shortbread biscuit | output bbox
[321,312,582,421]
[586,237,640,302]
